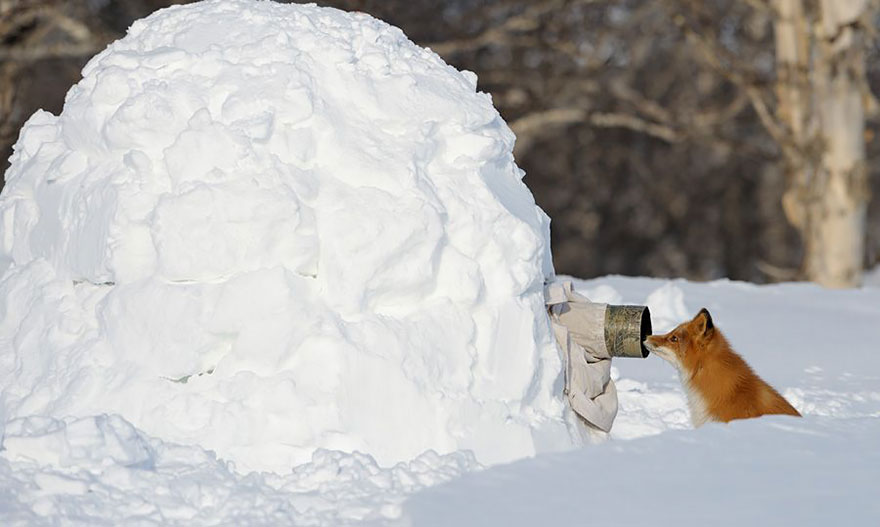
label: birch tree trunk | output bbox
[774,0,870,288]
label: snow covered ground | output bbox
[1,1,877,524]
[402,275,880,526]
[2,275,878,525]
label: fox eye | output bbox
[670,335,678,343]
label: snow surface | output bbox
[1,0,878,524]
[402,276,880,526]
[0,414,476,525]
[0,0,575,475]
[1,276,877,524]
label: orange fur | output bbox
[644,308,800,426]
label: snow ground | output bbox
[2,2,877,524]
[401,275,880,526]
[1,275,877,525]
[404,416,880,526]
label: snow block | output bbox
[0,0,576,472]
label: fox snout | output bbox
[644,334,679,366]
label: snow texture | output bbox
[2,0,878,524]
[0,414,476,526]
[402,276,880,526]
[0,0,572,475]
[1,276,878,525]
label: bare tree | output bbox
[671,0,879,287]
[773,0,875,287]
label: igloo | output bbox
[0,0,577,472]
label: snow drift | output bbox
[4,276,878,525]
[0,0,576,472]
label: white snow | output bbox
[2,276,878,524]
[0,0,573,476]
[2,0,878,524]
[405,416,880,526]
[0,414,476,525]
[401,276,880,526]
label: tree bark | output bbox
[774,0,869,288]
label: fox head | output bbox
[644,308,715,370]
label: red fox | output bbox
[644,308,801,427]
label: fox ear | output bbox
[694,308,714,336]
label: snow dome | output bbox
[0,0,576,472]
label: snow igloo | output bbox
[0,0,578,472]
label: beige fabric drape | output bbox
[545,281,618,432]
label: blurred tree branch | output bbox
[511,108,680,155]
[425,0,570,56]
[0,0,112,170]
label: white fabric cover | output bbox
[545,281,618,432]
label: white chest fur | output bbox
[682,376,711,427]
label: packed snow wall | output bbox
[0,0,577,472]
